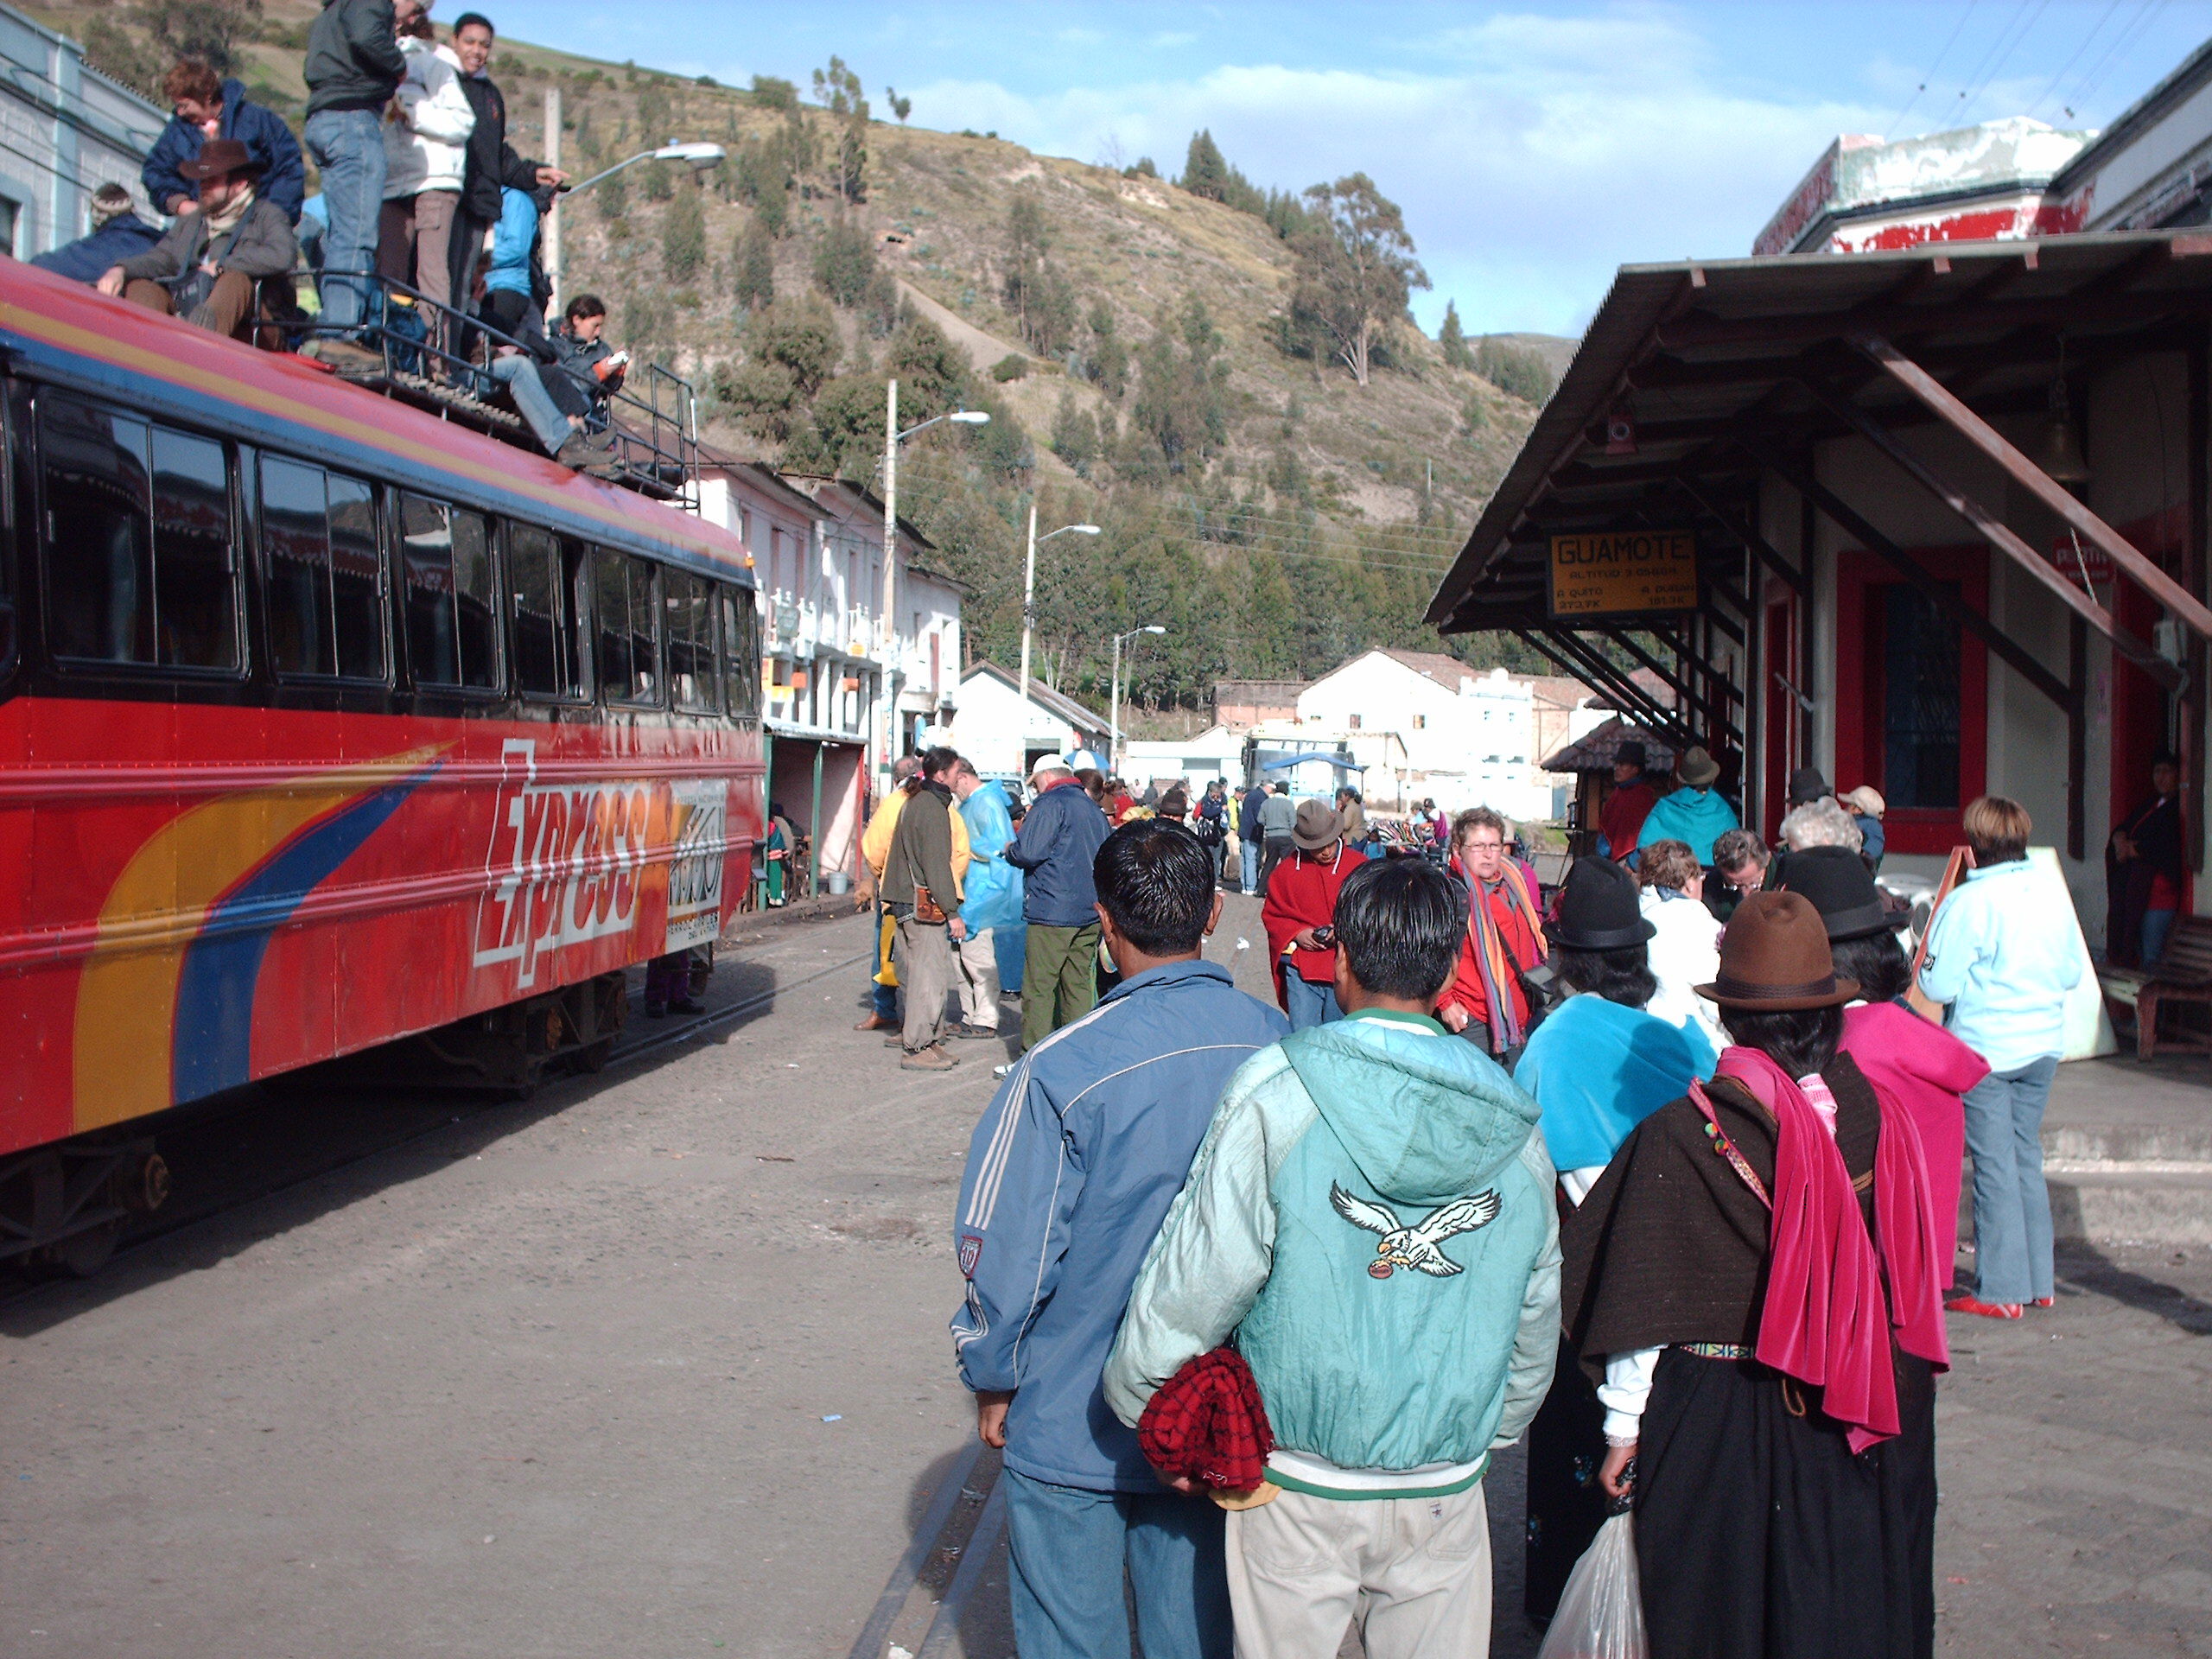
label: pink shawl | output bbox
[1714,1047,1950,1452]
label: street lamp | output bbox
[1020,512,1101,711]
[1109,626,1166,774]
[877,380,990,781]
[563,141,728,195]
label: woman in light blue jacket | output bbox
[1917,796,2082,1318]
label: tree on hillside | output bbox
[137,0,262,76]
[1082,302,1129,399]
[1180,130,1230,200]
[1287,174,1429,387]
[734,219,776,309]
[1050,390,1099,479]
[1132,295,1230,474]
[885,86,912,123]
[663,177,706,283]
[812,56,869,201]
[1001,185,1077,356]
[813,214,878,308]
[717,297,841,446]
[1474,338,1554,404]
[750,75,798,111]
[1439,300,1475,371]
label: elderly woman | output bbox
[1779,795,1863,855]
[1637,837,1728,1054]
[1918,797,2082,1318]
[1563,893,1948,1656]
[1513,856,1713,1622]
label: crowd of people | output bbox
[918,739,2086,1657]
[30,4,623,475]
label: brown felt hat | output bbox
[1695,890,1858,1010]
[179,138,259,181]
[1291,798,1341,851]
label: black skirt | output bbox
[1524,1335,1613,1622]
[1634,1348,1936,1659]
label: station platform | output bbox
[2037,1053,2212,1245]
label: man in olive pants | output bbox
[1007,758,1114,1052]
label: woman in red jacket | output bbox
[1435,807,1546,1066]
[1258,799,1366,1028]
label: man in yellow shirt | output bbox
[853,756,971,1031]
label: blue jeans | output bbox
[1003,1469,1230,1659]
[1963,1055,2059,1305]
[2142,906,2177,965]
[303,109,386,333]
[1240,839,1260,893]
[1282,971,1343,1030]
[489,353,572,454]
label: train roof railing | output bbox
[283,271,702,512]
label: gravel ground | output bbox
[1,897,2206,1657]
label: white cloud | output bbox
[899,8,1885,338]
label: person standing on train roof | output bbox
[1599,738,1657,860]
[1630,743,1739,868]
[31,183,160,284]
[300,0,408,372]
[376,4,474,360]
[99,140,298,347]
[883,747,967,1071]
[144,57,307,226]
[446,13,567,321]
[956,819,1287,1659]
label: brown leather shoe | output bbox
[853,1013,899,1032]
[899,1045,959,1071]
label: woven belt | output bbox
[1681,1342,1754,1360]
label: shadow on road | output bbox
[2056,1241,2212,1335]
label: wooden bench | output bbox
[2100,914,2212,1059]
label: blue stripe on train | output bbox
[169,771,432,1103]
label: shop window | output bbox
[262,454,384,680]
[402,493,497,690]
[41,390,238,671]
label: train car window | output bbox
[508,523,586,700]
[41,390,238,670]
[720,582,761,717]
[665,567,717,713]
[261,455,386,679]
[403,493,499,690]
[592,546,661,705]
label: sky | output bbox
[505,2,2212,340]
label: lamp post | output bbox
[1109,626,1166,774]
[876,379,989,783]
[1019,509,1101,711]
[563,140,727,197]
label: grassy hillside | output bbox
[32,3,1579,714]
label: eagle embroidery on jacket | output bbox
[1330,1182,1501,1279]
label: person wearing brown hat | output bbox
[99,137,298,347]
[1560,891,1948,1658]
[1260,798,1367,1028]
[1628,742,1739,868]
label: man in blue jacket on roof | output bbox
[955,818,1289,1659]
[143,60,307,225]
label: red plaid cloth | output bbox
[1137,1348,1274,1492]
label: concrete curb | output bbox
[2047,1172,2212,1245]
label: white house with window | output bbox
[0,5,164,260]
[1287,649,1595,820]
[952,662,1112,781]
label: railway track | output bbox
[847,1439,1010,1659]
[3,945,874,1306]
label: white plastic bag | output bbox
[1535,1511,1648,1659]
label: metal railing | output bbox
[285,270,701,507]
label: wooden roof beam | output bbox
[1854,332,2212,645]
[1657,288,2212,353]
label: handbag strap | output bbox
[1689,1079,1772,1211]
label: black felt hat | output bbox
[1770,845,1897,940]
[1787,766,1831,805]
[1616,738,1647,770]
[1546,855,1656,950]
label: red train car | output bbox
[0,259,764,1268]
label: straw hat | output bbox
[1695,891,1858,1009]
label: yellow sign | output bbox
[1548,529,1699,617]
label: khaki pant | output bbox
[378,188,460,358]
[894,914,954,1052]
[124,271,287,348]
[1020,921,1101,1052]
[1224,1484,1491,1659]
[954,925,1000,1030]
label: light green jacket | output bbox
[1103,1011,1560,1478]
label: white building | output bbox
[692,459,963,891]
[0,5,165,260]
[952,662,1111,781]
[1123,725,1245,791]
[1285,650,1594,819]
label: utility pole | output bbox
[543,86,563,311]
[1109,625,1166,773]
[1019,500,1038,709]
[878,378,899,781]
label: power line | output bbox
[1953,0,2054,126]
[1887,0,1983,139]
[2060,0,2168,118]
[2025,0,2126,123]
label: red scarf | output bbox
[1710,1047,1948,1452]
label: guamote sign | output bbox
[1548,529,1698,618]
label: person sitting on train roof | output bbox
[30,182,161,284]
[478,200,620,477]
[543,293,627,426]
[97,139,300,350]
[143,57,308,226]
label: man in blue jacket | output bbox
[1007,755,1112,1052]
[31,183,160,283]
[1236,780,1266,894]
[143,60,307,225]
[955,818,1288,1659]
